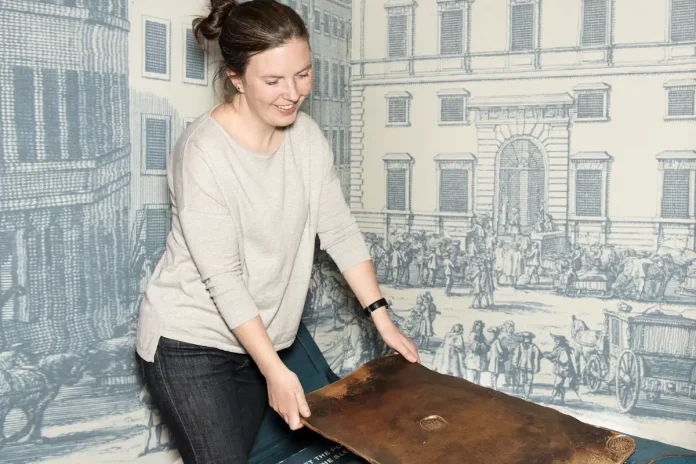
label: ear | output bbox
[227,70,244,93]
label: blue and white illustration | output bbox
[0,0,695,463]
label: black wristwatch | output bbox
[363,298,388,318]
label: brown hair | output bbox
[193,0,310,100]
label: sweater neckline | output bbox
[206,103,288,158]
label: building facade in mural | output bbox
[302,0,696,452]
[0,0,208,462]
[0,0,135,461]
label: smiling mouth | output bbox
[275,103,296,110]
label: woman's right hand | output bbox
[265,365,311,430]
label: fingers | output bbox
[296,390,311,418]
[288,408,302,430]
[398,335,420,363]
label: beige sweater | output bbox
[136,110,371,363]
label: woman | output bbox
[135,1,419,463]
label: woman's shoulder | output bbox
[172,111,238,163]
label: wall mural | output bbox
[0,0,695,463]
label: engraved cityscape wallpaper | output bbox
[0,0,695,463]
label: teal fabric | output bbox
[627,437,696,464]
[249,322,340,464]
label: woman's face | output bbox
[235,38,313,128]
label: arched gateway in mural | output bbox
[496,137,547,235]
[467,93,574,240]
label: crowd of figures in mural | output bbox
[303,221,696,423]
[361,214,694,304]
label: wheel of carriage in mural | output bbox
[584,353,609,393]
[615,349,643,413]
[496,138,546,235]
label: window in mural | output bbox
[573,83,610,121]
[143,18,169,79]
[145,209,170,258]
[582,0,609,46]
[575,170,603,217]
[387,169,407,211]
[339,129,347,165]
[13,66,37,162]
[144,116,169,172]
[440,8,464,55]
[441,96,465,122]
[323,11,330,35]
[661,169,690,219]
[313,8,321,32]
[670,0,696,42]
[331,129,341,164]
[388,14,408,58]
[510,2,534,51]
[440,169,469,213]
[313,58,321,97]
[667,85,695,118]
[65,70,81,159]
[0,235,16,321]
[332,63,339,97]
[340,64,346,98]
[385,91,412,126]
[184,28,206,84]
[41,70,61,160]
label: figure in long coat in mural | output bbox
[432,323,467,378]
[487,326,505,390]
[409,294,434,350]
[502,242,524,287]
[506,207,520,235]
[544,334,580,405]
[512,332,542,401]
[465,320,489,384]
[499,321,519,388]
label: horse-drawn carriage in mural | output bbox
[551,245,695,301]
[574,307,696,414]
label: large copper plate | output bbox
[301,355,635,464]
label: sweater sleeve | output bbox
[176,144,260,330]
[316,132,372,272]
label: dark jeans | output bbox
[138,337,268,464]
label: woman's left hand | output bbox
[376,321,420,364]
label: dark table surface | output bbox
[260,431,696,464]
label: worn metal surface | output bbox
[302,355,636,464]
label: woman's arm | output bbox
[176,144,309,429]
[313,133,419,363]
[232,317,311,429]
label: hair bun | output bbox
[193,0,238,43]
